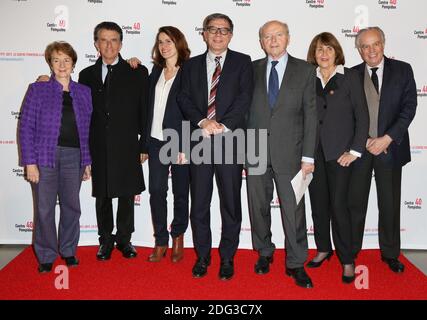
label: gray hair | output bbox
[355,26,386,48]
[259,20,289,39]
[203,13,234,33]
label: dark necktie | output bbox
[370,67,379,94]
[268,60,279,109]
[207,56,222,120]
[104,64,113,92]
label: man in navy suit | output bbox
[178,13,253,280]
[349,27,417,273]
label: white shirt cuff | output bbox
[221,124,230,133]
[302,157,314,164]
[198,119,207,128]
[350,150,362,158]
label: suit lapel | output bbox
[165,68,181,115]
[148,66,162,126]
[257,58,269,109]
[379,57,391,103]
[334,71,345,90]
[198,53,208,113]
[93,58,104,89]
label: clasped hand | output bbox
[200,119,224,138]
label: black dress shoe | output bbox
[219,259,234,281]
[342,263,355,284]
[38,263,53,273]
[285,267,313,288]
[63,256,79,267]
[192,256,211,278]
[381,256,405,273]
[96,243,114,261]
[306,251,333,268]
[117,243,137,259]
[254,256,273,275]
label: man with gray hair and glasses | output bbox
[349,26,417,273]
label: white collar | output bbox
[316,64,344,78]
[102,56,119,67]
[207,49,227,62]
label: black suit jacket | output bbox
[177,49,254,131]
[143,64,185,152]
[79,54,149,197]
[353,56,417,167]
[316,67,369,161]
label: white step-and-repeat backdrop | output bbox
[1,0,426,249]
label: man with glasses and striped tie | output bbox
[178,13,253,281]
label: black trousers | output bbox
[348,152,402,258]
[96,196,134,246]
[190,136,243,260]
[309,145,354,264]
[148,137,190,246]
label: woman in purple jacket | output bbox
[19,41,92,273]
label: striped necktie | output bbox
[207,56,222,120]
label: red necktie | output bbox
[207,56,222,120]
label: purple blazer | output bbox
[19,77,92,167]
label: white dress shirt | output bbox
[367,58,384,94]
[266,52,288,91]
[151,69,177,141]
[102,56,119,83]
[198,49,230,132]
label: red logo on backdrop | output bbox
[405,198,422,210]
[58,19,66,28]
[341,26,360,39]
[161,0,178,5]
[232,0,252,7]
[270,197,281,208]
[413,28,427,40]
[122,23,141,35]
[134,194,141,206]
[379,0,397,9]
[306,0,325,8]
[416,85,427,98]
[15,221,33,232]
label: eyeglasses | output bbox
[205,26,232,36]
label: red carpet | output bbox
[0,247,426,300]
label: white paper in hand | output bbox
[291,170,313,205]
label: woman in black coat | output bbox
[133,26,191,263]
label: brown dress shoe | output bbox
[171,234,184,263]
[148,245,167,262]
